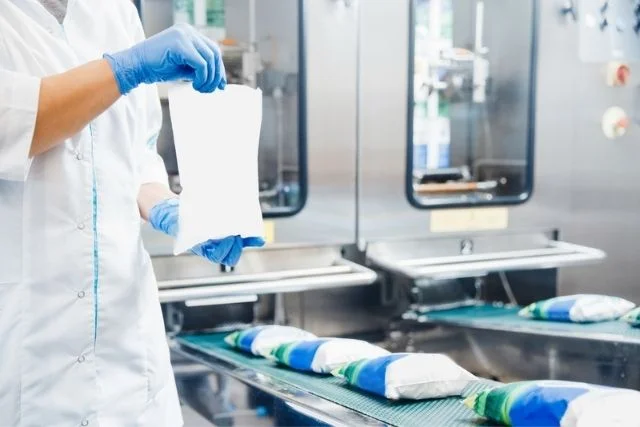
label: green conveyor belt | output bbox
[417,304,640,341]
[177,333,499,427]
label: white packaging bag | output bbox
[332,353,476,400]
[168,84,265,254]
[264,338,390,374]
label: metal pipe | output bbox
[474,1,485,56]
[274,293,286,325]
[354,0,363,248]
[274,88,285,206]
[249,0,256,53]
[426,0,443,170]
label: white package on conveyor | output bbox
[168,84,265,254]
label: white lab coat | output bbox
[0,0,183,426]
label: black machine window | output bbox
[407,0,537,209]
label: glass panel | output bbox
[408,0,536,208]
[143,0,307,217]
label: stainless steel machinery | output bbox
[357,0,640,396]
[135,0,640,425]
[138,0,385,424]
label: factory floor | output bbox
[182,405,214,427]
[178,374,273,427]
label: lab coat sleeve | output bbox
[126,4,169,188]
[0,69,39,181]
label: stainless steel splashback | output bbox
[141,0,360,254]
[141,0,640,304]
[356,0,640,302]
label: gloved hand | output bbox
[149,198,264,267]
[104,24,226,95]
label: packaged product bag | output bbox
[332,353,476,400]
[267,338,389,373]
[518,294,634,323]
[465,380,640,427]
[224,325,316,356]
[621,306,640,327]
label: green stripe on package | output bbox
[465,380,640,426]
[332,353,476,400]
[518,294,634,323]
[224,326,316,356]
[268,338,389,374]
[336,358,369,384]
[622,307,640,327]
[271,341,299,366]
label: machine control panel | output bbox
[579,0,640,62]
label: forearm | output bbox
[31,59,120,157]
[138,182,176,221]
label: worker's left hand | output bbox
[148,198,264,266]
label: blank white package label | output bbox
[168,84,264,254]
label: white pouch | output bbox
[562,388,640,427]
[224,326,317,356]
[332,353,476,400]
[168,84,265,254]
[519,294,635,323]
[266,338,390,373]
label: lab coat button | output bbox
[77,291,85,299]
[77,355,86,363]
[77,223,85,231]
[81,420,89,426]
[75,152,84,161]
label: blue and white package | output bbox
[267,338,389,374]
[518,294,635,323]
[332,353,476,400]
[466,380,640,427]
[224,326,316,356]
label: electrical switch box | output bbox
[579,0,640,62]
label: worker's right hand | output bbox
[104,24,226,95]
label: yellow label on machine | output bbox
[430,208,509,233]
[263,221,275,244]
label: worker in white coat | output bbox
[0,0,263,426]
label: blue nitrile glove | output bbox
[148,198,265,267]
[104,24,226,95]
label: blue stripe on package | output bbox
[273,339,329,371]
[544,297,580,322]
[519,294,635,323]
[354,354,407,397]
[509,383,590,426]
[466,380,640,426]
[237,326,269,352]
[332,353,476,400]
[268,338,390,374]
[224,326,316,356]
